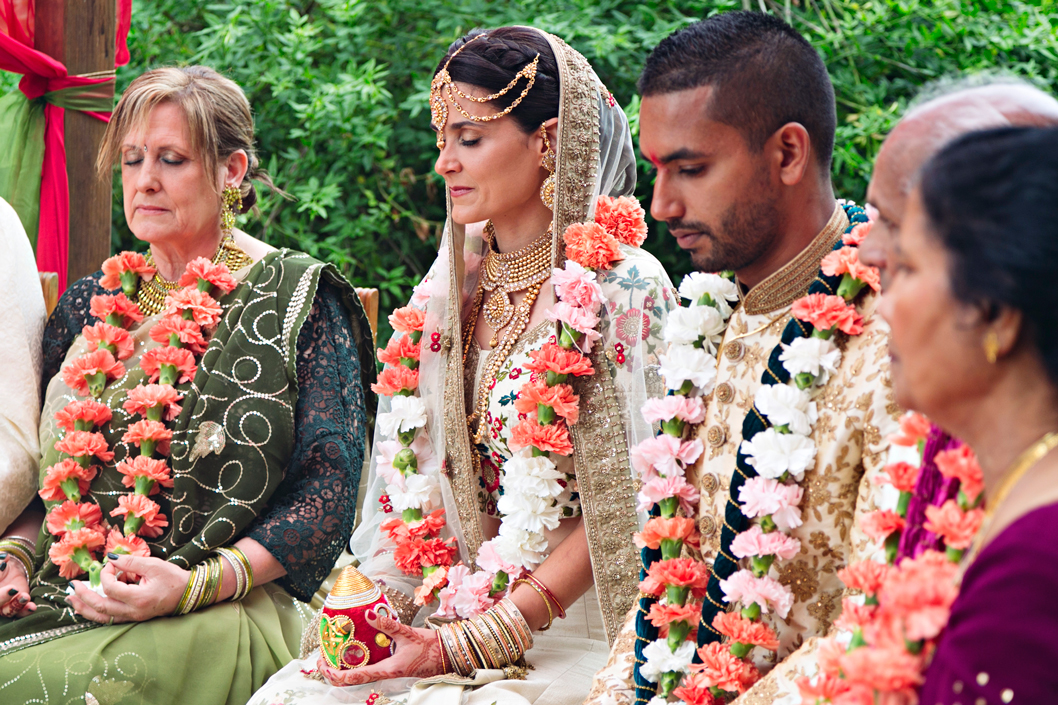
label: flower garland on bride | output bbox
[371,195,648,619]
[40,252,237,591]
[632,203,882,705]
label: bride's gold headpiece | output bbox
[430,34,540,150]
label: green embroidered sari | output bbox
[0,250,373,705]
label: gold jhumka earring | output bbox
[539,124,556,210]
[429,34,541,150]
[984,330,1000,364]
[222,185,242,237]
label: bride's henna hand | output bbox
[317,610,444,686]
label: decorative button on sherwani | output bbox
[700,473,719,494]
[706,425,726,447]
[723,340,745,361]
[715,382,734,404]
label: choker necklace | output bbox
[137,236,253,315]
[463,220,553,444]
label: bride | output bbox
[251,26,676,705]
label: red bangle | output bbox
[437,631,448,673]
[524,574,566,619]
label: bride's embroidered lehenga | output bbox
[250,28,676,705]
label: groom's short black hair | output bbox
[639,11,836,170]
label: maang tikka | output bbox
[430,34,541,150]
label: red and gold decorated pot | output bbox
[318,566,396,670]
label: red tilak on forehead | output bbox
[645,150,661,169]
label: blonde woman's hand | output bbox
[67,554,190,624]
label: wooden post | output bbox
[35,0,115,287]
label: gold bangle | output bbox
[496,598,533,652]
[445,624,474,675]
[466,616,502,669]
[480,610,519,665]
[175,565,199,616]
[458,621,488,671]
[0,540,35,583]
[512,579,553,631]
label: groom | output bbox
[587,12,900,703]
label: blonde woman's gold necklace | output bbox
[137,236,252,315]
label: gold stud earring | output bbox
[222,185,242,238]
[539,124,556,210]
[984,330,1000,364]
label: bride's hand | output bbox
[317,609,444,686]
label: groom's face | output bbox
[640,85,780,274]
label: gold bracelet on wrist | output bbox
[512,578,554,631]
[0,538,35,583]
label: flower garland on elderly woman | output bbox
[795,414,984,704]
[368,195,648,673]
[21,251,255,612]
[631,203,882,705]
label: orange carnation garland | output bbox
[39,253,240,590]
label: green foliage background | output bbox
[13,0,1058,340]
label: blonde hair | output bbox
[97,66,280,212]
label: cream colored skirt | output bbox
[247,589,610,705]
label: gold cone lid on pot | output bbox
[324,565,383,610]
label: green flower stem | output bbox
[65,518,85,532]
[86,372,108,398]
[159,365,178,387]
[946,546,965,563]
[402,508,423,523]
[959,488,983,511]
[422,564,439,579]
[490,570,509,596]
[667,620,691,651]
[399,357,419,369]
[811,327,834,341]
[659,497,679,519]
[794,372,816,390]
[665,584,689,606]
[146,405,164,423]
[73,454,91,469]
[396,429,417,446]
[837,274,866,301]
[408,330,422,345]
[537,404,557,425]
[676,380,694,396]
[847,628,867,651]
[729,641,753,659]
[88,560,104,588]
[884,530,901,565]
[750,555,775,578]
[897,491,912,518]
[531,447,548,458]
[545,370,568,386]
[98,341,118,357]
[119,271,139,298]
[134,475,156,495]
[124,516,144,536]
[773,424,791,434]
[181,309,194,321]
[660,537,683,561]
[905,638,925,655]
[60,477,82,503]
[196,279,212,293]
[659,671,682,697]
[661,419,686,437]
[168,333,184,348]
[105,313,124,328]
[759,515,777,533]
[140,439,157,457]
[74,420,94,432]
[864,593,879,607]
[741,602,761,620]
[394,448,418,474]
[558,325,581,350]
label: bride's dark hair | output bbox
[436,27,560,134]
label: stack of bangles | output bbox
[512,573,565,631]
[0,536,35,582]
[173,546,254,616]
[435,597,533,676]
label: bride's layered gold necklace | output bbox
[463,220,553,443]
[137,236,253,315]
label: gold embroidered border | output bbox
[570,353,642,645]
[741,204,848,315]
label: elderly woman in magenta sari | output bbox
[876,126,1058,704]
[250,25,677,705]
[0,66,375,705]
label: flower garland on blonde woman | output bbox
[35,252,240,604]
[369,195,647,671]
[796,414,984,704]
[632,203,880,705]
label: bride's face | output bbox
[433,83,551,226]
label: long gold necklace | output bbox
[137,236,253,315]
[964,430,1058,565]
[463,221,553,444]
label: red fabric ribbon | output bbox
[0,0,132,290]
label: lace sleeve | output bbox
[245,278,368,602]
[41,272,104,400]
